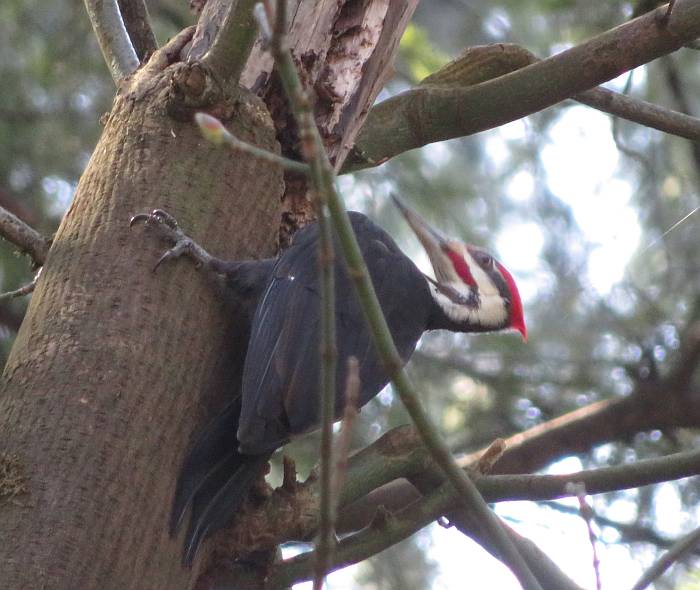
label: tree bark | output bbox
[0,2,419,588]
[0,53,282,590]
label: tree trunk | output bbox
[0,58,282,589]
[0,2,418,588]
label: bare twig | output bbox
[0,206,50,266]
[566,483,602,590]
[342,442,700,541]
[258,6,339,587]
[268,474,459,588]
[255,4,541,589]
[194,113,310,173]
[476,438,506,474]
[544,501,685,551]
[332,357,360,502]
[187,0,232,61]
[578,86,700,142]
[259,4,338,587]
[313,161,337,590]
[116,0,157,60]
[314,356,360,590]
[83,0,140,83]
[0,269,41,302]
[221,424,700,585]
[201,0,259,83]
[630,524,700,590]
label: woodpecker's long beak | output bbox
[391,194,454,281]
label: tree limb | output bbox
[343,0,700,172]
[0,206,50,266]
[266,445,700,587]
[83,0,140,83]
[0,270,41,301]
[116,0,157,60]
[576,85,700,141]
[188,0,233,62]
[201,0,260,83]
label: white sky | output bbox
[492,103,641,297]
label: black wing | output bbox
[237,212,432,455]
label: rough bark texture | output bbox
[241,0,419,243]
[0,54,282,590]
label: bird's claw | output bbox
[153,239,198,273]
[129,208,180,231]
[129,209,196,272]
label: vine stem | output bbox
[255,2,542,588]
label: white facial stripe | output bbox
[430,283,508,327]
[430,245,508,328]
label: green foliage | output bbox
[398,23,450,83]
[679,568,700,590]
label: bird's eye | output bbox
[473,251,493,268]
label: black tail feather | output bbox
[181,452,270,567]
[170,400,241,536]
[170,399,271,566]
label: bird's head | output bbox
[392,195,527,341]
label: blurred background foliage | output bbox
[1,1,699,588]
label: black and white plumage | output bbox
[131,198,526,566]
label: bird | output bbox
[130,195,526,566]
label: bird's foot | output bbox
[130,209,214,272]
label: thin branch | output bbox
[630,524,700,590]
[261,5,338,588]
[268,477,456,588]
[201,0,260,83]
[116,0,157,60]
[343,1,700,172]
[315,358,360,589]
[218,416,700,575]
[314,154,337,590]
[409,445,584,590]
[577,85,700,142]
[0,206,50,266]
[543,502,684,551]
[256,4,541,589]
[272,446,700,586]
[194,113,310,173]
[566,483,602,590]
[187,0,232,62]
[0,269,41,302]
[83,0,140,83]
[313,357,362,586]
[332,358,360,502]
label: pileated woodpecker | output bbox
[130,196,526,566]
